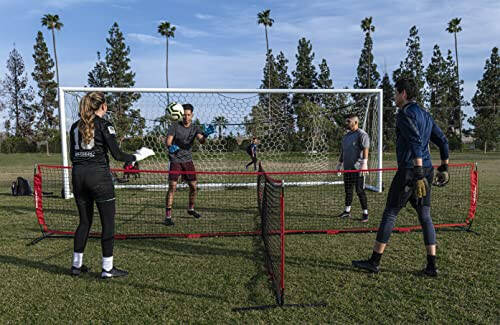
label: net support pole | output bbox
[377,90,383,193]
[58,87,72,199]
[280,179,285,306]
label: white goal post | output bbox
[58,87,383,198]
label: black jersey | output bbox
[69,116,135,167]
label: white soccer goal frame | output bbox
[58,87,383,198]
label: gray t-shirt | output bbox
[167,122,203,163]
[340,129,370,170]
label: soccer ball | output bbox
[167,102,184,121]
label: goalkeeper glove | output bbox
[360,159,369,176]
[168,144,180,154]
[134,147,155,162]
[413,165,428,199]
[335,162,343,177]
[433,163,449,187]
[203,124,215,138]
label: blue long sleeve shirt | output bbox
[395,102,449,169]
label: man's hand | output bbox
[134,147,155,162]
[168,144,180,154]
[433,163,450,187]
[360,159,369,176]
[414,165,428,198]
[203,124,215,138]
[335,162,343,177]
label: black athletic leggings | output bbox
[343,172,368,210]
[245,157,257,170]
[72,165,116,257]
[376,167,436,245]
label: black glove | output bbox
[413,166,427,199]
[433,164,450,187]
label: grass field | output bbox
[0,152,498,323]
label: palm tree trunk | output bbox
[367,31,371,89]
[454,32,463,152]
[265,26,271,120]
[166,38,170,104]
[166,38,169,88]
[51,28,60,86]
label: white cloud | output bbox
[127,33,163,45]
[175,25,211,38]
[195,13,214,20]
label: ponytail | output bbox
[78,92,105,146]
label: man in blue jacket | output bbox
[352,78,450,276]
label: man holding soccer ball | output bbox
[164,103,215,226]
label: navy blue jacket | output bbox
[395,102,449,168]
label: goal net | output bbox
[58,88,383,197]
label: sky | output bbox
[0,0,499,127]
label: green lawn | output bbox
[0,151,498,323]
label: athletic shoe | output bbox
[101,267,128,279]
[187,209,202,219]
[352,259,380,273]
[70,265,89,276]
[163,218,175,226]
[337,211,351,218]
[361,214,369,223]
[421,267,438,277]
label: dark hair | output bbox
[182,103,194,112]
[394,78,417,100]
[346,113,358,120]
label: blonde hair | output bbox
[78,92,105,146]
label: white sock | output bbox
[363,209,368,215]
[103,256,113,271]
[72,252,83,268]
[345,206,351,213]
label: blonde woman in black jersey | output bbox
[69,92,154,278]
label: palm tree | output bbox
[361,17,375,89]
[446,17,463,150]
[41,14,63,89]
[157,21,176,89]
[211,116,228,140]
[257,9,274,119]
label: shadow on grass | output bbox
[0,254,226,301]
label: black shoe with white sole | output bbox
[71,265,89,276]
[337,211,351,218]
[361,214,369,223]
[421,267,438,277]
[163,218,175,226]
[101,267,128,279]
[187,209,202,219]
[352,259,380,273]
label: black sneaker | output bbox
[187,209,202,219]
[352,259,380,273]
[361,214,369,223]
[70,265,89,276]
[101,267,128,279]
[163,218,175,226]
[421,267,438,277]
[337,211,351,218]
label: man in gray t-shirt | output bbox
[163,104,215,226]
[335,114,370,222]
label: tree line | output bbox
[0,12,498,154]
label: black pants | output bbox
[343,172,368,210]
[376,167,436,245]
[72,165,116,257]
[246,156,257,171]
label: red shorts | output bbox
[169,161,197,182]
